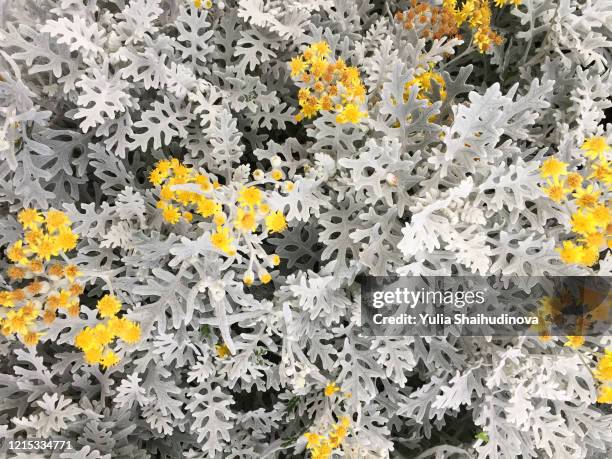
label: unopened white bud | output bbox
[270,155,282,168]
[386,173,398,187]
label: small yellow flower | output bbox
[270,254,280,266]
[595,349,612,382]
[0,291,15,308]
[7,240,27,264]
[564,335,585,349]
[45,210,70,232]
[270,169,284,181]
[31,235,60,261]
[96,294,121,318]
[540,157,568,179]
[335,103,367,124]
[100,350,120,369]
[118,321,141,344]
[18,209,43,230]
[65,265,81,281]
[210,226,234,255]
[581,136,610,161]
[238,186,263,208]
[162,205,181,224]
[565,172,583,190]
[304,432,323,449]
[557,241,584,265]
[7,266,26,281]
[259,270,272,284]
[265,211,287,233]
[597,385,612,404]
[571,210,598,236]
[243,270,255,286]
[234,208,258,233]
[324,381,340,397]
[57,227,78,251]
[23,330,43,346]
[289,56,307,77]
[215,343,231,359]
[197,197,220,218]
[213,212,226,226]
[84,347,103,365]
[573,185,600,209]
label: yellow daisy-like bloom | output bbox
[7,240,27,264]
[31,235,60,261]
[65,264,81,281]
[100,350,120,369]
[557,241,583,265]
[540,157,568,179]
[234,208,258,233]
[311,41,331,57]
[564,335,585,349]
[335,103,367,124]
[210,226,234,255]
[23,330,43,346]
[197,197,220,217]
[595,349,612,382]
[304,432,323,449]
[162,204,181,224]
[93,323,114,346]
[96,294,121,318]
[84,347,103,365]
[565,172,583,190]
[0,291,16,307]
[581,232,605,249]
[570,210,598,236]
[270,254,280,266]
[57,227,78,251]
[265,211,287,233]
[591,204,611,228]
[324,381,340,397]
[589,161,611,183]
[215,343,231,359]
[573,185,600,209]
[270,169,284,181]
[118,321,141,344]
[18,208,43,230]
[45,210,70,232]
[579,245,600,267]
[598,385,612,404]
[259,270,272,284]
[243,269,255,286]
[581,136,610,161]
[7,266,26,281]
[289,56,307,77]
[238,186,263,208]
[213,212,226,226]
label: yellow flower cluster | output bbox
[0,209,82,346]
[304,416,351,459]
[595,349,612,403]
[74,294,140,368]
[149,158,288,285]
[324,381,351,399]
[532,289,608,341]
[397,0,515,53]
[289,41,367,124]
[539,137,611,268]
[404,68,447,103]
[194,0,212,8]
